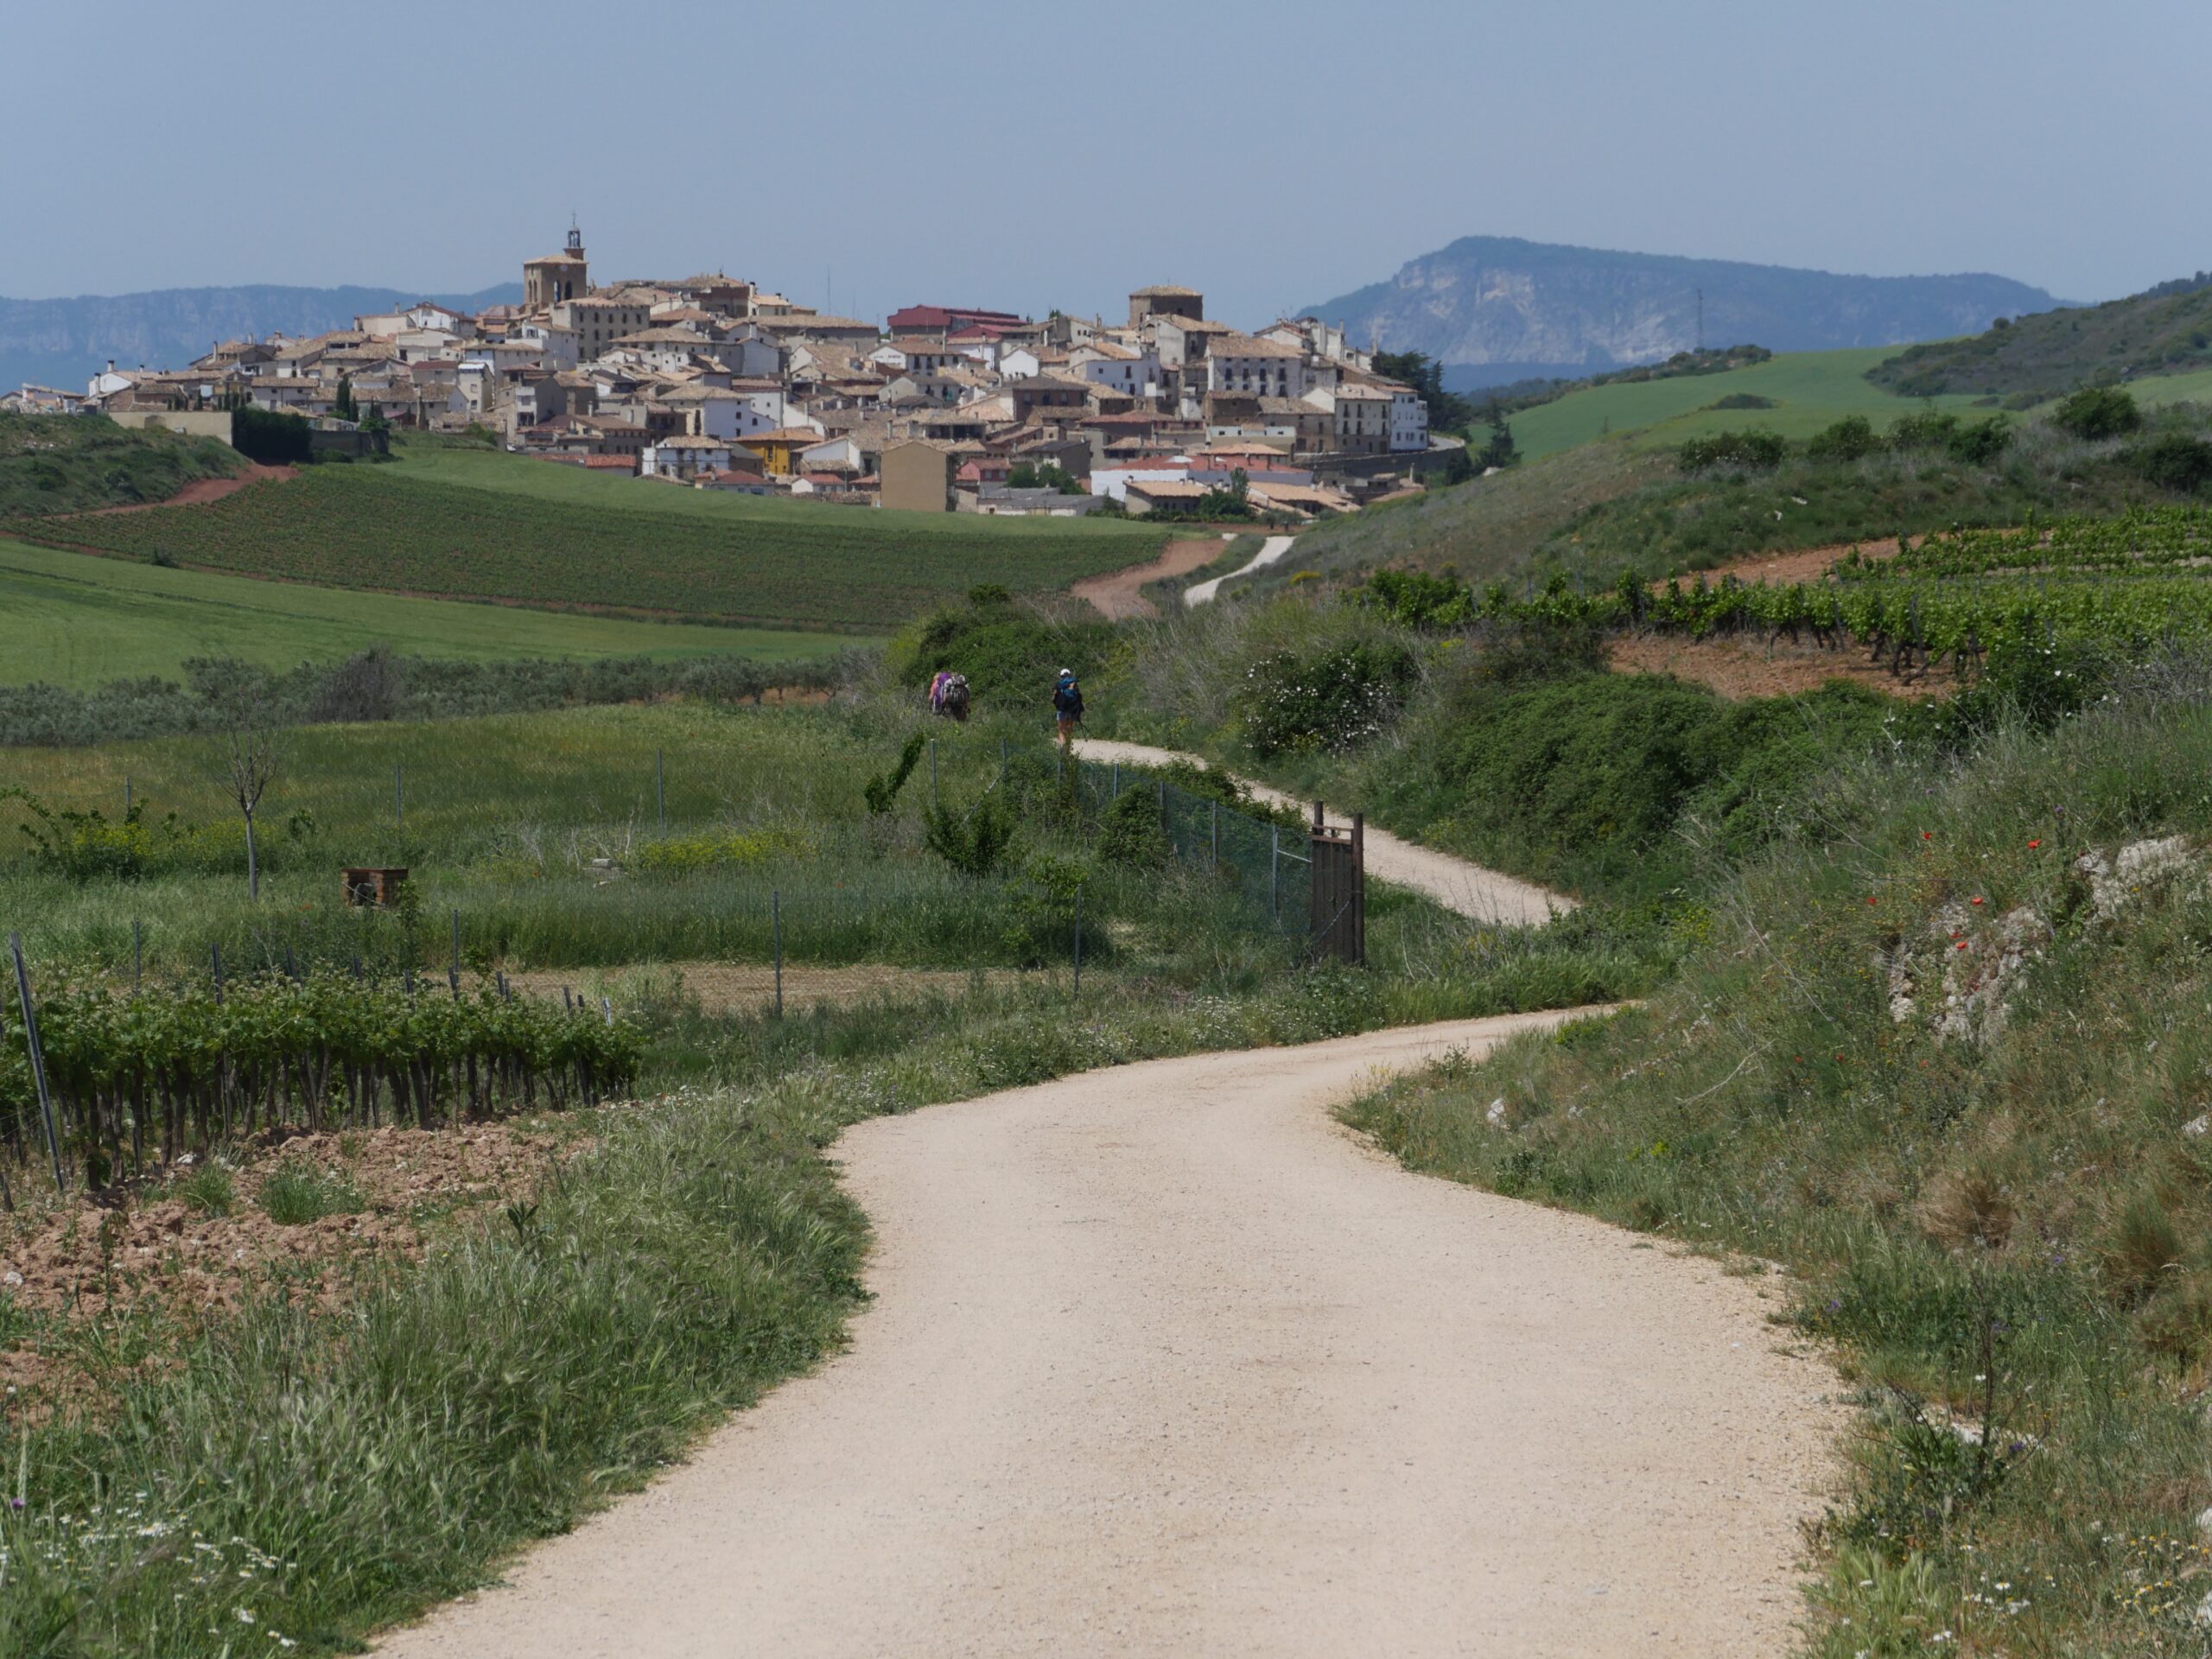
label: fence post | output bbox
[211,942,225,1004]
[449,910,461,1000]
[9,935,66,1196]
[1270,825,1280,918]
[656,747,666,833]
[772,889,784,1020]
[1071,883,1083,997]
[601,995,614,1027]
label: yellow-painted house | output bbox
[736,426,822,477]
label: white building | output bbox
[1387,384,1428,453]
[640,436,734,480]
[1206,333,1306,399]
[1068,340,1160,399]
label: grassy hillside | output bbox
[25,462,1162,631]
[1506,347,1996,461]
[1872,281,2212,397]
[0,410,243,516]
[0,537,855,690]
[1286,396,2212,592]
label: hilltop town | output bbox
[5,229,1452,520]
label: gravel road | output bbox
[378,1013,1838,1658]
[1074,738,1573,924]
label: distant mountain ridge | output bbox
[0,282,520,394]
[1304,236,2063,388]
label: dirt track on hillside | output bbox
[376,1012,1840,1658]
[63,461,296,515]
[1073,537,1232,620]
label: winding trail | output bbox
[1075,737,1573,924]
[1184,532,1296,606]
[377,1013,1840,1658]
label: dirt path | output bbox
[1075,737,1572,923]
[1073,537,1234,620]
[501,960,1035,1015]
[377,1013,1840,1658]
[1185,532,1296,606]
[61,461,296,516]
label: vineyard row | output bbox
[1,969,644,1194]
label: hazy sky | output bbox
[6,0,2205,322]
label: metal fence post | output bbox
[772,889,784,1020]
[1270,825,1280,918]
[449,910,461,999]
[656,747,666,833]
[1071,883,1083,997]
[1111,762,1120,800]
[8,934,66,1196]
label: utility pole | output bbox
[1695,287,1705,353]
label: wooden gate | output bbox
[1308,802,1365,966]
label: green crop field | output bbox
[1508,346,1998,461]
[394,437,1150,539]
[0,537,858,690]
[23,461,1163,631]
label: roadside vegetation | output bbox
[1344,668,2212,1654]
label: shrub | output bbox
[1097,786,1171,868]
[1806,415,1879,463]
[862,733,929,817]
[2052,385,2143,442]
[1676,429,1787,471]
[923,791,1017,877]
[1236,639,1418,756]
[2124,432,2212,494]
[1704,392,1776,410]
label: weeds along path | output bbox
[1183,532,1296,605]
[376,1013,1840,1659]
[1075,737,1573,924]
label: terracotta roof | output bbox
[1209,332,1303,359]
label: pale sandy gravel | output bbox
[1075,738,1573,925]
[378,1012,1841,1659]
[1184,533,1297,607]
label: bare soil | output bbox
[1072,538,1230,620]
[378,1014,1842,1658]
[0,1118,593,1413]
[1681,536,1901,588]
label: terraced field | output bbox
[25,458,1162,631]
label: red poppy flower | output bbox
[1972,897,1984,906]
[2028,839,2042,849]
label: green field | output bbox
[0,537,859,689]
[395,437,1150,539]
[1508,346,1999,461]
[23,448,1161,632]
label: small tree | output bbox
[334,373,357,423]
[211,690,283,900]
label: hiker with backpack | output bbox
[1052,667,1084,749]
